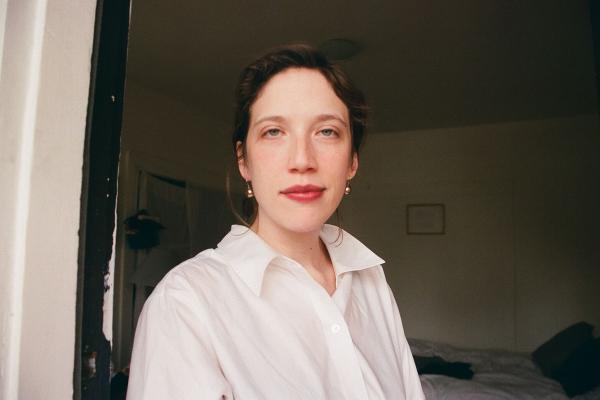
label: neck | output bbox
[251,218,330,272]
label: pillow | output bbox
[531,321,594,378]
[555,337,600,397]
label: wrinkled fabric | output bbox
[127,224,424,400]
[409,338,573,400]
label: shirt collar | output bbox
[319,224,386,274]
[215,224,385,296]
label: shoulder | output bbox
[351,264,399,312]
[149,249,235,306]
[354,263,388,285]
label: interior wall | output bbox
[121,80,232,189]
[0,0,96,399]
[119,79,600,354]
[340,114,600,352]
[113,81,237,369]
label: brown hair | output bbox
[229,43,368,225]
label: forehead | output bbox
[250,68,349,123]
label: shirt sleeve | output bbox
[387,284,426,400]
[127,273,233,400]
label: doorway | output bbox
[78,1,600,398]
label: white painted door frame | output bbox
[0,1,98,399]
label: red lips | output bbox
[280,184,325,202]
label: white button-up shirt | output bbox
[127,224,424,400]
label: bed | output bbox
[409,336,600,400]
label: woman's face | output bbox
[238,67,358,235]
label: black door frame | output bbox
[75,0,131,399]
[592,0,600,117]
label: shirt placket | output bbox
[306,273,369,400]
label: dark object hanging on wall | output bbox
[123,210,164,249]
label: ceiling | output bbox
[126,0,598,133]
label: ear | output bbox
[347,152,359,180]
[236,141,251,181]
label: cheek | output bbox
[321,149,354,179]
[245,147,283,186]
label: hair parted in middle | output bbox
[229,43,369,225]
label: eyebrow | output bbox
[251,113,348,128]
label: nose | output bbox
[288,134,316,173]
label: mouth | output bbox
[280,184,325,202]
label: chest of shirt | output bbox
[188,263,399,399]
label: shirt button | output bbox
[331,324,341,333]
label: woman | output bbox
[127,44,424,400]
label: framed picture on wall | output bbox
[406,204,445,234]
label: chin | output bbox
[256,200,338,235]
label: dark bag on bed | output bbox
[531,321,594,379]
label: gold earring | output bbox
[344,180,351,195]
[246,181,254,198]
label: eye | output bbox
[318,128,337,137]
[264,128,282,137]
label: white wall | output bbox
[0,0,96,398]
[340,114,600,352]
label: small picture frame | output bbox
[406,204,445,235]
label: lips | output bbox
[280,184,325,202]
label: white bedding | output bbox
[408,338,600,400]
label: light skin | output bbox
[237,68,358,295]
